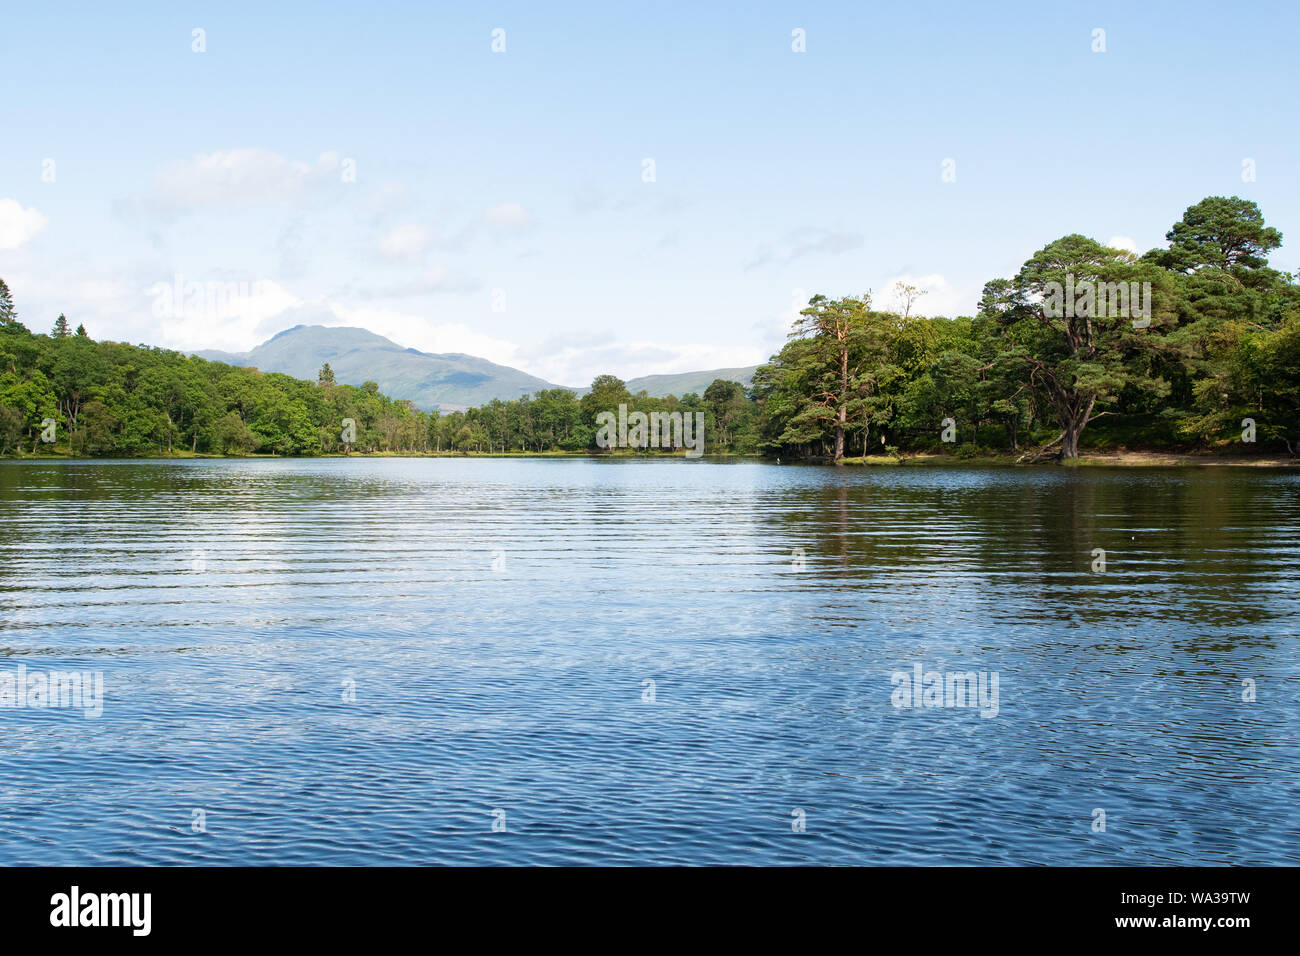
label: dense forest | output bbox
[0,283,752,457]
[2,195,1297,461]
[756,196,1300,461]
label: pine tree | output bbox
[52,313,71,338]
[0,278,18,328]
[318,362,336,385]
[75,323,88,337]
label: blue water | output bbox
[0,458,1297,864]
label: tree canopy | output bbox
[0,302,757,457]
[756,196,1297,460]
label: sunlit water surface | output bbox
[1,458,1297,864]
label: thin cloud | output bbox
[482,202,534,234]
[378,224,431,260]
[743,228,864,272]
[359,265,482,298]
[116,149,341,219]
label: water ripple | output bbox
[0,459,1297,864]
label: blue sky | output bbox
[2,0,1297,386]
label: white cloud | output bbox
[379,224,431,260]
[151,277,303,353]
[749,277,983,358]
[1,271,134,335]
[120,149,339,218]
[749,287,811,351]
[872,273,978,317]
[325,303,524,364]
[518,339,767,388]
[1106,235,1139,254]
[0,198,48,250]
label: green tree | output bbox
[0,278,27,332]
[1156,196,1283,274]
[703,379,749,450]
[215,411,261,455]
[47,335,108,454]
[0,405,23,455]
[981,236,1174,459]
[580,374,631,443]
[789,294,870,460]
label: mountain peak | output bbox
[194,325,756,411]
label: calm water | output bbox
[0,458,1297,865]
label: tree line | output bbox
[754,196,1300,460]
[2,195,1296,461]
[0,281,757,456]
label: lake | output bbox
[0,458,1297,865]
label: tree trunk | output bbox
[1056,394,1095,460]
[834,340,848,460]
[1061,423,1081,459]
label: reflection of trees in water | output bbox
[1010,469,1291,636]
[0,465,84,595]
[0,462,404,601]
[759,468,1299,640]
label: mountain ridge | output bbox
[194,325,757,410]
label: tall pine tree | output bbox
[0,278,20,329]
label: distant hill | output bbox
[195,325,570,410]
[624,366,758,397]
[195,325,760,409]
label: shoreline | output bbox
[838,451,1300,468]
[4,450,1299,467]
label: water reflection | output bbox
[0,459,1296,864]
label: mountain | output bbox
[194,325,760,409]
[624,366,758,397]
[195,325,570,410]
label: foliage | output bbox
[0,313,758,457]
[757,196,1299,460]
